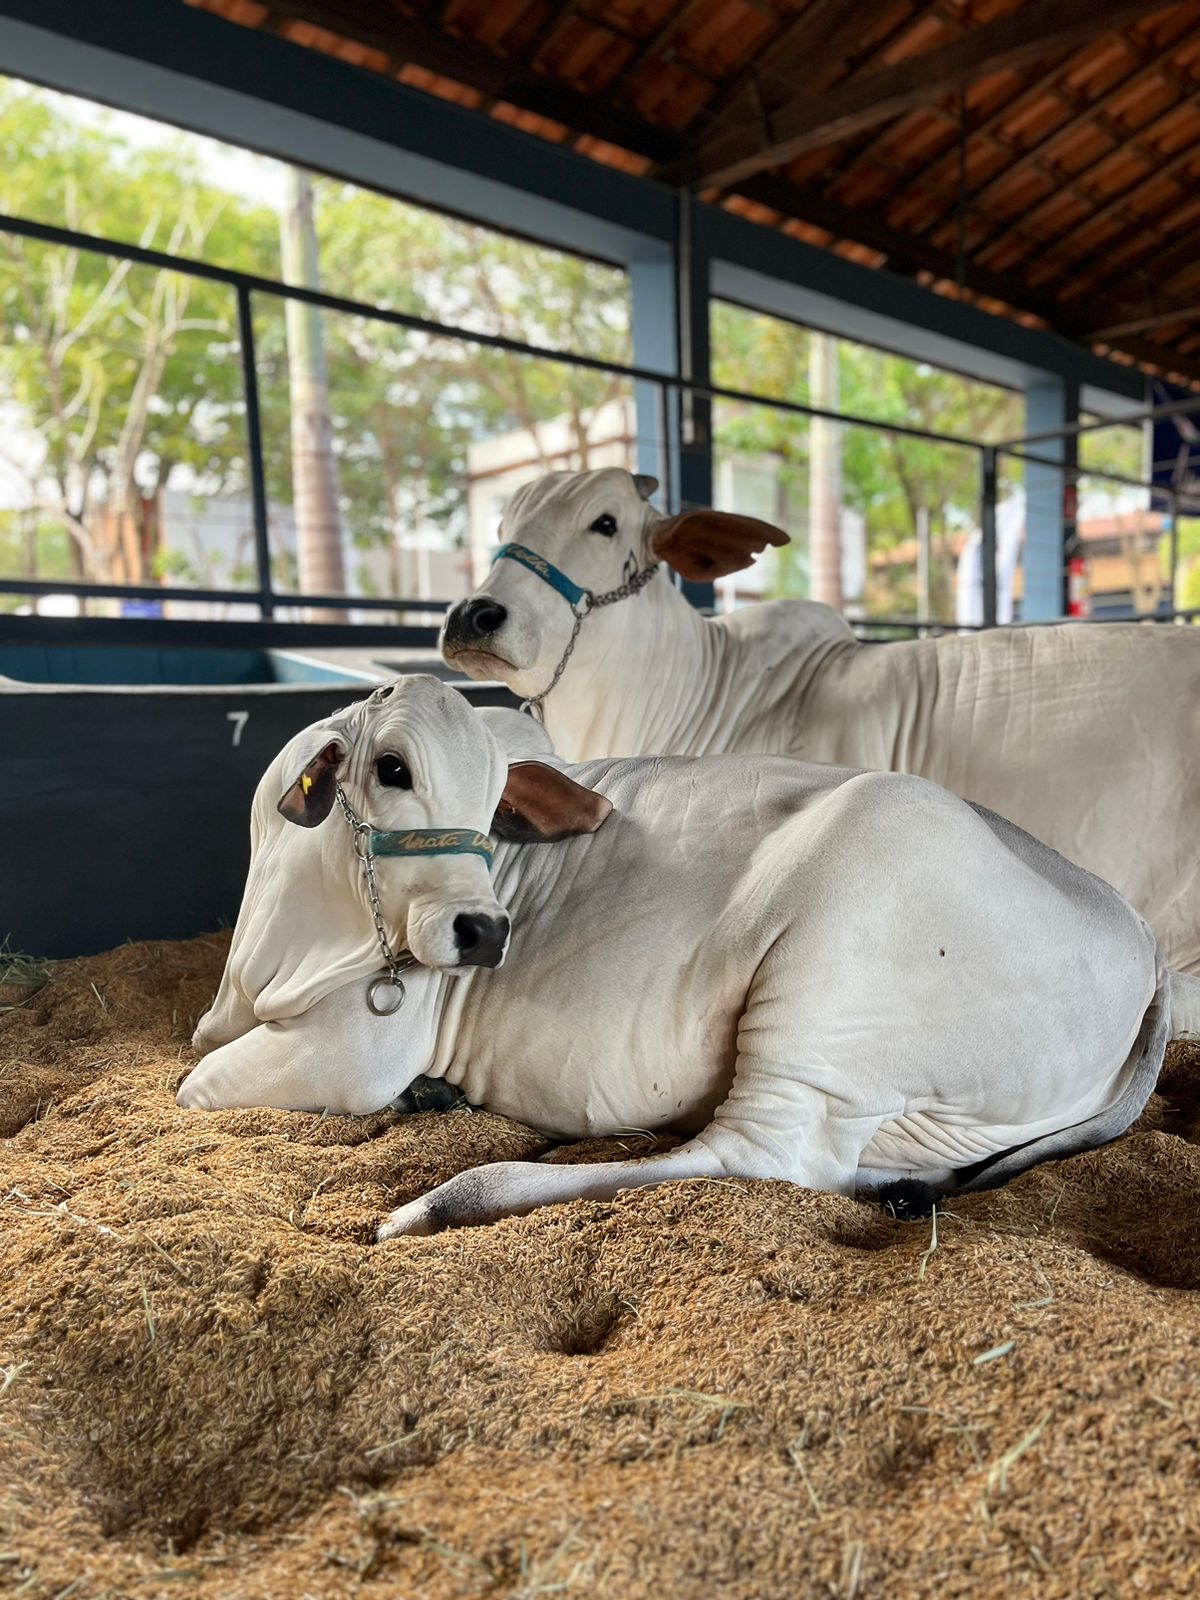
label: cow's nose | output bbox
[445,596,507,646]
[453,912,510,968]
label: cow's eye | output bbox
[376,752,413,789]
[589,513,617,536]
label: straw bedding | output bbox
[3,933,1200,1598]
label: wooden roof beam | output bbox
[260,0,682,162]
[678,0,1175,191]
[668,0,900,160]
[960,84,1200,266]
[1079,209,1200,319]
[517,0,587,71]
[517,1,724,85]
[601,0,711,97]
[733,172,1066,319]
[1086,302,1200,340]
[1020,133,1200,285]
[890,5,1200,234]
[795,2,973,205]
[882,50,1078,225]
[960,14,1200,217]
[730,171,1200,384]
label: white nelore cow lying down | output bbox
[440,467,1200,975]
[179,675,1199,1238]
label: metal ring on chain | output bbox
[520,561,658,720]
[367,973,407,1016]
[336,782,417,1015]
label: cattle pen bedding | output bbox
[4,937,1200,1599]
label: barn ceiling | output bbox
[186,0,1200,387]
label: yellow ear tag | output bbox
[301,772,313,795]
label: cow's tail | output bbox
[1170,971,1200,1039]
[879,945,1172,1218]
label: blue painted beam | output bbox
[1023,378,1080,621]
[704,222,1143,405]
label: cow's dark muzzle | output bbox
[443,596,508,651]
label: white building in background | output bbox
[144,485,465,619]
[465,398,638,586]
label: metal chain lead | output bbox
[521,559,660,722]
[335,783,414,1015]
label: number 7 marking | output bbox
[227,710,250,747]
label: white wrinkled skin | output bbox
[179,677,1188,1237]
[445,467,1200,974]
[190,677,510,1057]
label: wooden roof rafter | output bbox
[1021,130,1200,287]
[957,79,1200,268]
[257,0,683,161]
[666,0,906,176]
[887,10,1190,227]
[681,0,1178,190]
[950,10,1200,214]
[185,0,1200,385]
[518,0,729,88]
[879,50,1082,226]
[600,0,735,102]
[1068,200,1200,329]
[885,7,1200,238]
[778,0,979,209]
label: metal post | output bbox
[675,191,715,611]
[1023,377,1079,621]
[981,446,998,628]
[630,252,678,509]
[915,505,930,626]
[1168,487,1180,616]
[236,284,275,619]
[658,379,674,511]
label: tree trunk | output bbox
[281,168,347,621]
[808,333,843,611]
[916,506,931,621]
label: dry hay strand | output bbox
[3,933,1200,1598]
[0,936,51,1018]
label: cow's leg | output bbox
[377,1139,726,1239]
[377,1057,875,1238]
[695,1058,881,1195]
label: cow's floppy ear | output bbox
[650,508,788,581]
[492,761,613,844]
[277,740,347,827]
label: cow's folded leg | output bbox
[377,1139,727,1239]
[177,990,421,1114]
[376,1056,879,1238]
[695,1066,876,1198]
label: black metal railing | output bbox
[5,207,1188,647]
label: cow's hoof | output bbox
[389,1076,469,1115]
[377,1197,436,1241]
[877,1178,940,1221]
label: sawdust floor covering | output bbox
[3,936,1200,1599]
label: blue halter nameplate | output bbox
[369,828,495,866]
[491,542,588,609]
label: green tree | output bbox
[304,181,634,574]
[711,301,1021,616]
[0,81,280,601]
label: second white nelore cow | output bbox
[440,468,1200,974]
[180,676,1199,1238]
